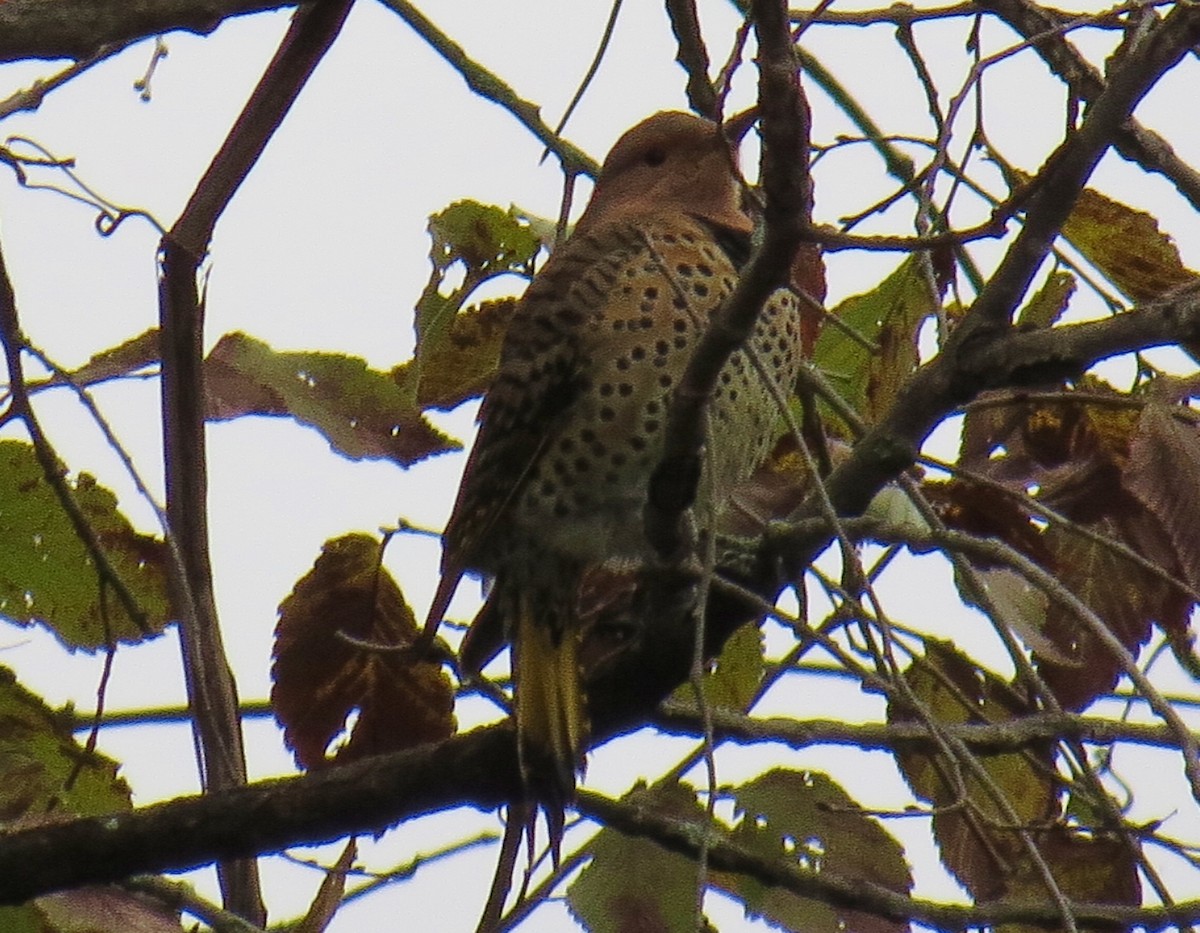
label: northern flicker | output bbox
[427,110,804,809]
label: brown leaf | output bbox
[1037,514,1188,710]
[1122,402,1200,591]
[1060,186,1196,304]
[924,478,1053,568]
[34,886,182,932]
[271,534,456,770]
[892,641,1056,901]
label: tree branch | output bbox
[576,790,1200,932]
[376,0,599,178]
[814,5,1200,525]
[645,0,809,556]
[656,702,1200,754]
[0,0,292,63]
[158,0,354,920]
[976,0,1200,211]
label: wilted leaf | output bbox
[294,839,358,933]
[33,886,182,932]
[36,328,160,389]
[1036,515,1186,710]
[892,641,1055,901]
[812,255,946,428]
[205,332,459,466]
[713,769,911,933]
[1122,402,1200,591]
[0,440,170,650]
[394,297,518,411]
[924,479,1052,567]
[1059,186,1195,303]
[0,665,131,824]
[1017,270,1076,329]
[271,534,456,769]
[568,782,709,933]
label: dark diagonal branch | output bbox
[0,0,292,62]
[0,231,152,634]
[377,0,599,178]
[816,5,1200,526]
[976,0,1200,211]
[646,0,809,556]
[159,0,354,921]
[666,0,719,119]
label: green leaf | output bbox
[0,440,170,650]
[0,665,131,824]
[713,769,911,933]
[568,782,708,933]
[427,199,540,278]
[1017,270,1076,329]
[394,297,518,412]
[204,332,460,466]
[811,255,941,429]
[672,622,763,712]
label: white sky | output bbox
[1,1,1199,929]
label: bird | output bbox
[424,109,805,823]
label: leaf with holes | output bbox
[0,440,170,650]
[712,769,912,933]
[205,332,459,466]
[271,534,456,769]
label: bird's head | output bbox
[573,110,754,238]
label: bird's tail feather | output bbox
[513,595,588,827]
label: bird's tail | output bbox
[512,592,588,842]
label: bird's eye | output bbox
[642,147,667,167]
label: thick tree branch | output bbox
[0,0,292,63]
[976,0,1200,211]
[646,0,808,556]
[159,0,354,920]
[814,5,1200,525]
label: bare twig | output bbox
[377,0,599,178]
